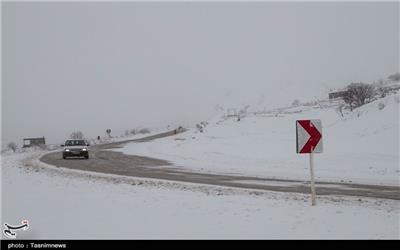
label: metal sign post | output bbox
[296,120,323,206]
[309,148,316,206]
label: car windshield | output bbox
[65,140,86,146]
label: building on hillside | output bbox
[22,137,46,148]
[328,90,349,99]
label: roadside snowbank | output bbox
[1,151,399,239]
[84,128,170,146]
[116,95,399,185]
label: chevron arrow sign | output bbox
[296,119,323,154]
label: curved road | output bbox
[41,130,400,200]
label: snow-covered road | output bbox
[1,151,399,239]
[39,131,400,200]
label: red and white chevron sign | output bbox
[296,120,323,154]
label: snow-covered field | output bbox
[1,151,399,239]
[115,94,400,186]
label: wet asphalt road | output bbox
[40,130,400,200]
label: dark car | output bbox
[61,139,90,159]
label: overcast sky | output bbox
[2,2,399,146]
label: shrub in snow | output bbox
[138,128,150,134]
[176,126,185,133]
[388,72,400,81]
[378,102,385,110]
[196,123,205,133]
[292,99,300,107]
[7,142,17,152]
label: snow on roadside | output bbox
[115,94,399,186]
[79,128,170,146]
[1,151,399,239]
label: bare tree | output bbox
[343,82,375,110]
[70,131,84,139]
[336,103,345,118]
[7,142,17,152]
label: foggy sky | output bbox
[2,2,399,146]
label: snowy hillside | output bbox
[115,94,399,185]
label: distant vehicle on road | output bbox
[61,139,90,159]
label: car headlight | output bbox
[82,148,87,151]
[65,149,70,152]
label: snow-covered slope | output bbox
[116,94,399,185]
